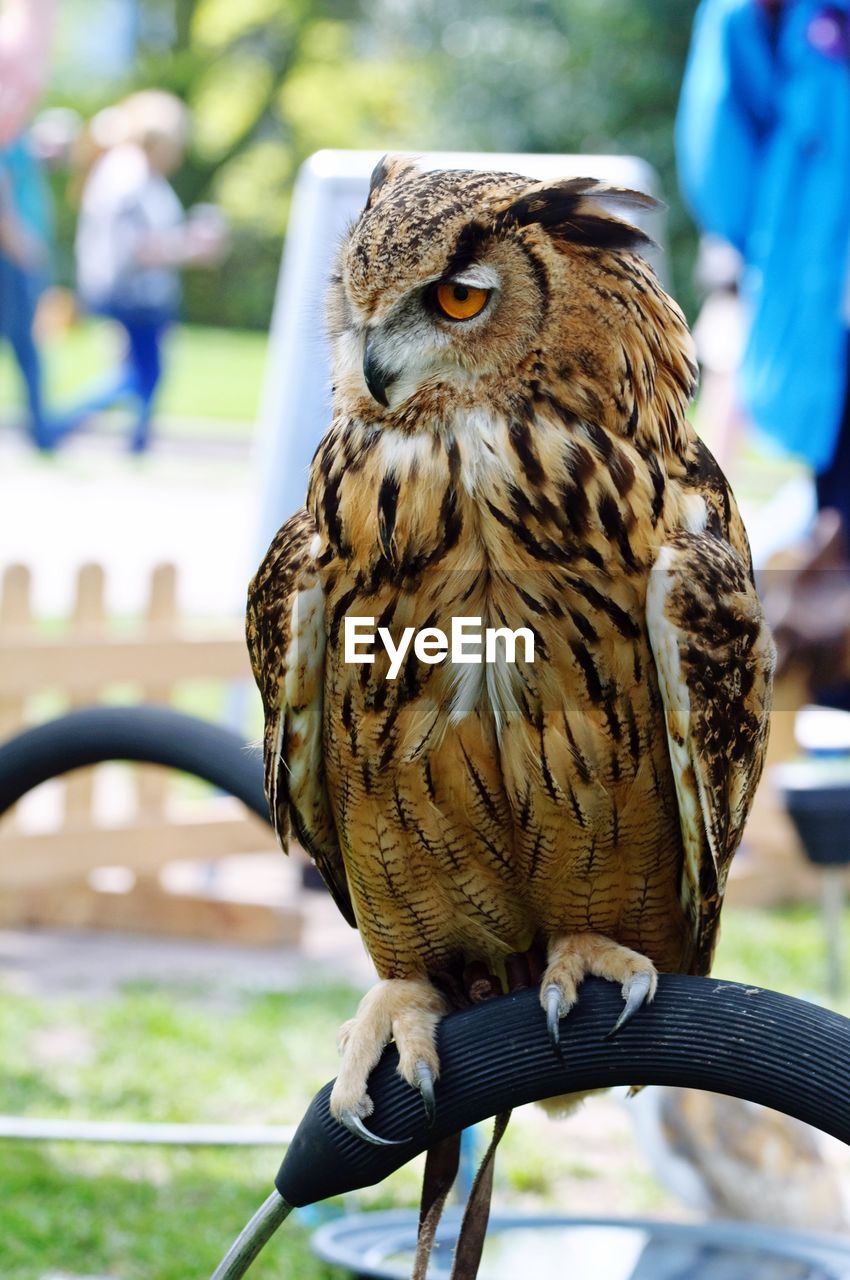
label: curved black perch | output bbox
[0,705,270,824]
[276,975,850,1205]
[3,714,846,1270]
[211,976,850,1277]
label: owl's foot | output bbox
[330,976,447,1145]
[541,932,658,1052]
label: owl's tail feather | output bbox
[412,1130,461,1280]
[412,1111,512,1280]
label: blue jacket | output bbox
[676,0,850,471]
[0,138,52,244]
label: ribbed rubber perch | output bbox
[0,705,269,822]
[212,975,850,1277]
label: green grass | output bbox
[0,984,360,1279]
[0,985,361,1125]
[0,320,268,433]
[714,901,850,1007]
[1,904,847,1277]
[2,1145,337,1280]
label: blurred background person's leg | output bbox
[0,249,50,447]
[0,143,53,447]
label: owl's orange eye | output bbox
[434,282,489,321]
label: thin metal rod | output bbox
[0,1115,295,1147]
[820,866,846,998]
[210,1190,293,1280]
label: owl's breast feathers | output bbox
[247,250,773,987]
[249,416,772,980]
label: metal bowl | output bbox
[312,1209,850,1280]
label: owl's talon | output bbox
[338,1108,408,1147]
[414,1059,436,1126]
[606,971,654,1039]
[544,983,564,1054]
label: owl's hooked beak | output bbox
[363,336,395,408]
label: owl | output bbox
[247,157,774,1157]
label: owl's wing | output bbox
[246,508,354,927]
[646,531,774,973]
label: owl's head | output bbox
[329,155,678,424]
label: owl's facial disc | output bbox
[360,264,501,409]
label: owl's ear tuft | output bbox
[366,154,420,207]
[500,178,657,254]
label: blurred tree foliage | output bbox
[49,0,699,329]
[369,0,701,318]
[142,0,429,327]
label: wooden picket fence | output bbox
[0,560,824,938]
[0,562,301,944]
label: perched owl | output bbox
[247,157,774,1162]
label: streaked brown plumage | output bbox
[247,158,774,1195]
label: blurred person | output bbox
[0,0,58,448]
[676,0,850,528]
[0,135,55,448]
[677,0,850,702]
[56,90,227,453]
